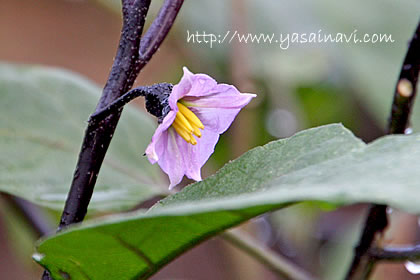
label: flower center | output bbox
[172,102,204,145]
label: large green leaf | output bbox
[0,63,166,211]
[35,124,420,279]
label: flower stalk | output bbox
[90,83,173,124]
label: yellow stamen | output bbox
[189,136,197,145]
[177,102,204,129]
[172,102,203,145]
[174,111,193,133]
[172,121,191,143]
[191,123,202,138]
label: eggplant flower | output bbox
[145,67,256,189]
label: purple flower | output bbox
[145,67,256,189]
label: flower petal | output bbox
[193,129,220,174]
[146,67,256,189]
[155,129,185,189]
[183,85,256,134]
[145,110,176,164]
[169,67,218,108]
[174,128,220,183]
[148,127,221,189]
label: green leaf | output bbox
[0,63,166,211]
[35,124,420,279]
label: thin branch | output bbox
[221,229,318,280]
[42,0,183,279]
[138,0,184,67]
[369,245,420,262]
[345,19,420,280]
[90,83,173,124]
[90,87,150,123]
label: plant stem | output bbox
[388,19,420,134]
[369,245,420,262]
[138,0,184,66]
[221,229,317,280]
[58,0,183,230]
[42,0,183,279]
[57,0,152,231]
[345,19,420,280]
[345,204,388,279]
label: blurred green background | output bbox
[1,0,419,279]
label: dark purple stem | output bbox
[345,205,388,279]
[345,19,420,280]
[369,244,420,262]
[59,0,184,231]
[138,0,184,67]
[58,0,152,231]
[42,0,183,279]
[388,20,420,134]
